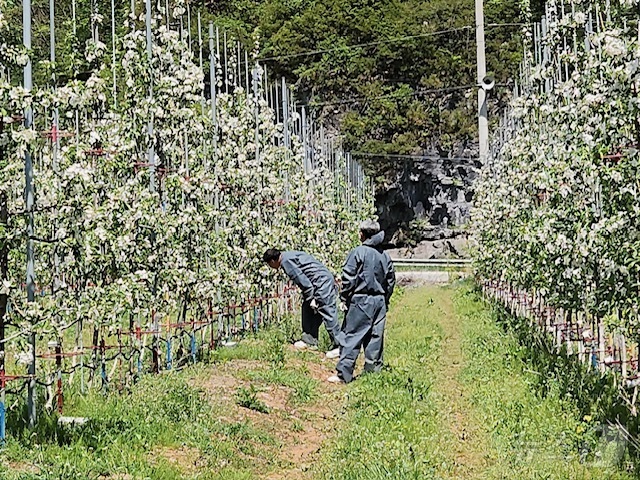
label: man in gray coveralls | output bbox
[263,248,342,358]
[328,220,396,384]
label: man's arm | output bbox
[384,252,396,306]
[281,258,315,302]
[340,249,359,304]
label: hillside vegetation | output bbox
[4,0,523,178]
[209,0,523,174]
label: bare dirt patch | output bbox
[196,359,262,402]
[5,461,40,475]
[258,384,291,411]
[287,353,338,383]
[195,356,343,479]
[149,446,205,475]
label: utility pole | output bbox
[475,0,489,162]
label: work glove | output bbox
[339,302,348,312]
[310,298,319,311]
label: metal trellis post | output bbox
[145,0,156,192]
[24,0,37,429]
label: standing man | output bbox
[328,220,396,384]
[263,248,341,358]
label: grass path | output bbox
[431,285,492,478]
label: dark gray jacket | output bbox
[280,251,335,302]
[340,231,396,305]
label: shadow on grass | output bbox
[7,399,123,449]
[485,295,640,471]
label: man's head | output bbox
[262,248,282,269]
[359,220,381,242]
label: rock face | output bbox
[375,151,481,248]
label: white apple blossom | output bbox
[574,12,586,24]
[474,0,640,324]
[603,34,627,57]
[0,0,372,403]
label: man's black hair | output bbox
[262,248,281,263]
[359,220,381,239]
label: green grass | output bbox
[315,284,635,480]
[241,366,319,405]
[0,318,303,479]
[0,370,279,479]
[1,285,636,479]
[0,308,326,480]
[209,312,301,365]
[315,288,445,479]
[455,284,633,479]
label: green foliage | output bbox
[265,332,287,368]
[274,311,302,344]
[266,312,301,366]
[244,365,318,405]
[235,385,271,414]
[208,0,523,166]
[211,339,267,363]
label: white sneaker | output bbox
[327,375,345,384]
[293,340,318,350]
[325,348,340,359]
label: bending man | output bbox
[263,248,341,358]
[328,220,396,384]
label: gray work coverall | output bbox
[280,251,341,347]
[336,231,396,382]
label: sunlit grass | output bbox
[316,283,634,480]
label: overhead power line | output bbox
[486,22,530,27]
[303,85,476,108]
[350,152,480,162]
[258,22,526,62]
[258,26,473,62]
[302,83,510,109]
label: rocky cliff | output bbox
[375,151,480,256]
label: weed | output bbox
[235,385,270,414]
[243,367,318,405]
[265,332,286,368]
[291,419,304,433]
[273,312,300,344]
